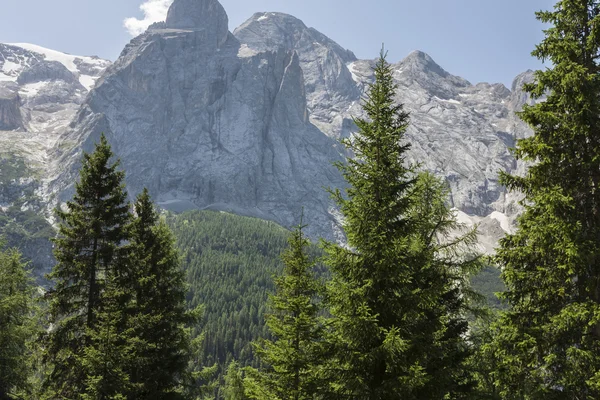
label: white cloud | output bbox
[124,0,174,36]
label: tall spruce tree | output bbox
[0,246,37,399]
[79,268,133,400]
[41,134,131,399]
[223,361,247,400]
[245,221,324,400]
[124,189,197,399]
[323,50,480,399]
[489,1,600,398]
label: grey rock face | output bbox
[235,13,360,139]
[0,84,23,130]
[166,0,229,47]
[53,2,346,241]
[17,60,78,85]
[346,55,537,251]
[47,0,538,250]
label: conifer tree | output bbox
[41,134,131,398]
[223,361,246,400]
[323,50,479,399]
[245,221,324,400]
[79,261,134,400]
[124,188,198,399]
[490,1,600,398]
[0,246,37,399]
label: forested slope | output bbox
[167,210,504,371]
[167,210,292,369]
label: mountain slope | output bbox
[0,44,111,278]
[168,210,504,384]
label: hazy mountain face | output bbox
[0,0,535,251]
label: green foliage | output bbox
[39,136,213,399]
[0,245,38,399]
[0,153,34,183]
[322,50,481,399]
[489,1,600,398]
[223,361,246,400]
[245,222,324,400]
[166,210,292,375]
[470,266,506,311]
[0,153,54,281]
[467,319,504,400]
[79,271,132,400]
[41,134,132,398]
[124,189,205,399]
[0,153,50,241]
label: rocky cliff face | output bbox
[0,84,23,130]
[234,12,360,140]
[52,0,347,241]
[4,0,537,255]
[346,54,535,251]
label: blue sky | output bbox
[0,0,554,87]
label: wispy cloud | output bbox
[124,0,174,36]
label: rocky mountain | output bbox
[0,42,110,189]
[0,43,110,276]
[50,0,348,242]
[0,0,536,261]
[233,12,535,250]
[0,43,110,133]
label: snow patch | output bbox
[2,61,20,74]
[490,211,511,233]
[434,96,461,105]
[237,44,259,58]
[0,61,20,81]
[8,43,80,72]
[452,208,476,227]
[347,62,361,84]
[8,43,107,71]
[19,81,49,97]
[257,14,269,22]
[6,43,109,91]
[79,75,97,91]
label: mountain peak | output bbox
[233,12,307,44]
[405,50,434,62]
[400,50,449,77]
[243,12,308,31]
[165,0,229,45]
[234,12,356,63]
[511,69,535,93]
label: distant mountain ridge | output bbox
[0,0,536,260]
